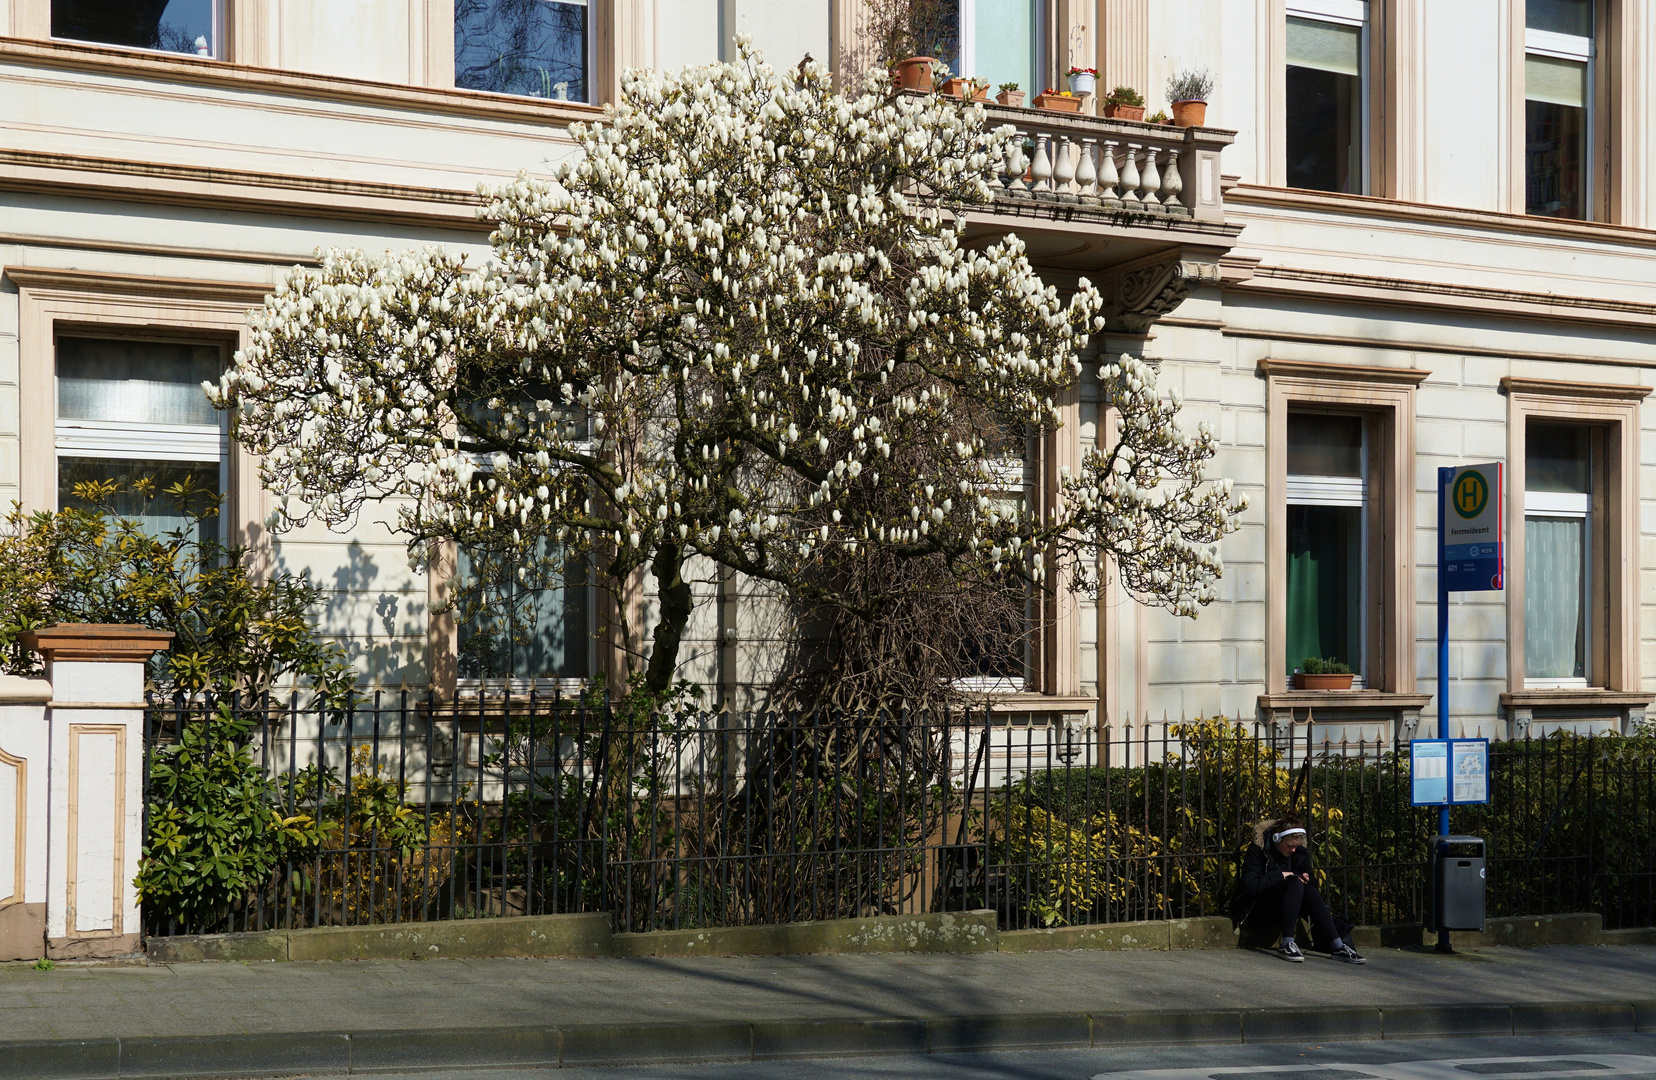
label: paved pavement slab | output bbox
[0,944,1651,1043]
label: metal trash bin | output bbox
[1425,835,1486,932]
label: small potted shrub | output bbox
[1166,67,1213,126]
[1066,65,1097,96]
[1033,87,1083,113]
[1148,109,1170,124]
[996,81,1025,107]
[1293,657,1354,691]
[1102,85,1145,120]
[894,56,937,91]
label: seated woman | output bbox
[1229,812,1365,964]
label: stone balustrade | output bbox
[978,103,1233,224]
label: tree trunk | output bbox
[644,542,693,697]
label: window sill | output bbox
[1500,689,1651,709]
[1258,690,1431,711]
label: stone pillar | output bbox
[0,674,52,961]
[22,625,173,960]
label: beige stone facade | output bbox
[3,1,1653,742]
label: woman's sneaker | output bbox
[1276,940,1305,962]
[1332,943,1367,964]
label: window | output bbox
[54,335,227,546]
[51,0,221,58]
[456,542,590,683]
[1285,413,1366,682]
[1524,423,1592,686]
[955,448,1031,694]
[1524,0,1593,219]
[959,1,1043,101]
[454,0,591,103]
[1285,1,1367,194]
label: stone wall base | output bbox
[144,909,1639,965]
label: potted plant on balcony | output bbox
[996,82,1025,107]
[1066,65,1098,96]
[1102,85,1145,120]
[941,76,989,100]
[1166,67,1213,127]
[894,56,937,91]
[1293,657,1354,691]
[1148,109,1171,125]
[1033,88,1083,113]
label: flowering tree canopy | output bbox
[213,42,1245,697]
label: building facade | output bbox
[2,0,1653,742]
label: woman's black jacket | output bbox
[1228,842,1313,926]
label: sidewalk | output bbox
[2,944,1653,1078]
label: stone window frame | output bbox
[1500,376,1649,734]
[1260,358,1428,699]
[6,267,268,556]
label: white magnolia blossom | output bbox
[212,40,1245,690]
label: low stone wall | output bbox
[145,909,1633,965]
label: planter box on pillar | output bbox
[22,625,173,960]
[0,675,52,961]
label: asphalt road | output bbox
[356,1033,1656,1080]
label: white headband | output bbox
[1273,827,1306,842]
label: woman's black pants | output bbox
[1255,877,1338,945]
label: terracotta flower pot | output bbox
[1171,99,1207,127]
[1103,102,1145,121]
[894,56,936,92]
[995,89,1026,108]
[939,76,970,97]
[1293,673,1355,691]
[1033,93,1083,114]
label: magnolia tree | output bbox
[213,42,1245,700]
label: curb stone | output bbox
[0,999,1647,1079]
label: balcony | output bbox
[962,103,1242,332]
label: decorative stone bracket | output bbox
[1101,257,1221,333]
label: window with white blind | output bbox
[1524,0,1593,219]
[1524,423,1592,686]
[54,335,227,546]
[1285,413,1367,683]
[1285,0,1367,194]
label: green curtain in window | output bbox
[1286,504,1360,674]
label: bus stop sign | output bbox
[1442,463,1504,592]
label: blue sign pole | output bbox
[1435,467,1453,953]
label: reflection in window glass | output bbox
[455,0,589,103]
[1526,0,1591,36]
[1287,414,1362,477]
[58,457,220,547]
[52,0,218,57]
[1526,423,1590,493]
[1525,54,1588,219]
[457,542,589,680]
[57,337,222,426]
[1286,15,1362,194]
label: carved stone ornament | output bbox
[1105,259,1220,333]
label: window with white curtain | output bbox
[1524,0,1593,219]
[1285,413,1367,683]
[958,0,1043,97]
[1524,423,1591,686]
[1285,0,1368,194]
[54,335,227,547]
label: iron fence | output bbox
[140,695,1656,937]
